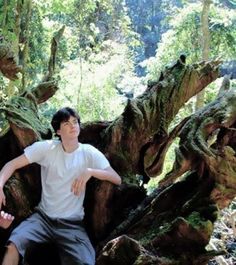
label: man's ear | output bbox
[56,129,61,136]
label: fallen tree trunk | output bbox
[95,87,236,265]
[1,43,236,264]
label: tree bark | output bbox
[14,0,23,61]
[19,0,32,90]
[0,43,22,81]
[195,0,211,111]
[0,41,235,265]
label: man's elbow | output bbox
[106,166,122,185]
[115,174,122,185]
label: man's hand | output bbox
[71,168,92,196]
[71,166,121,196]
[0,211,14,229]
[0,187,6,209]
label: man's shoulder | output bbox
[80,143,97,152]
[24,139,61,163]
[80,143,106,159]
[28,139,60,150]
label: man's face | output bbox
[57,116,80,140]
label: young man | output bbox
[0,107,121,265]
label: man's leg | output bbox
[2,243,19,265]
[2,211,52,265]
[55,220,95,265]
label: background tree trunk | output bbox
[19,0,32,90]
[195,0,211,111]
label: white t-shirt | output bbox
[24,140,110,220]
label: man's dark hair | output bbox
[51,107,81,137]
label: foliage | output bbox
[0,0,16,42]
[40,41,133,122]
[1,0,236,135]
[0,0,144,126]
[125,0,179,75]
[26,5,51,86]
[144,2,236,81]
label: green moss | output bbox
[140,222,171,245]
[0,112,10,137]
[187,211,213,237]
[0,95,50,138]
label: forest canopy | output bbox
[0,0,235,120]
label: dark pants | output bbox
[8,209,95,265]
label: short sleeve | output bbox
[86,145,110,170]
[24,140,53,164]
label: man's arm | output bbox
[71,166,121,196]
[88,166,121,185]
[0,154,30,208]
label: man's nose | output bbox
[69,122,75,127]
[69,121,78,128]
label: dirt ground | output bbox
[208,199,236,265]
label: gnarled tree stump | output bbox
[1,42,235,265]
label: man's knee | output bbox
[6,242,19,254]
[5,242,20,261]
[2,242,20,265]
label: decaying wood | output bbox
[0,38,236,265]
[0,43,22,80]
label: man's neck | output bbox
[61,139,79,153]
